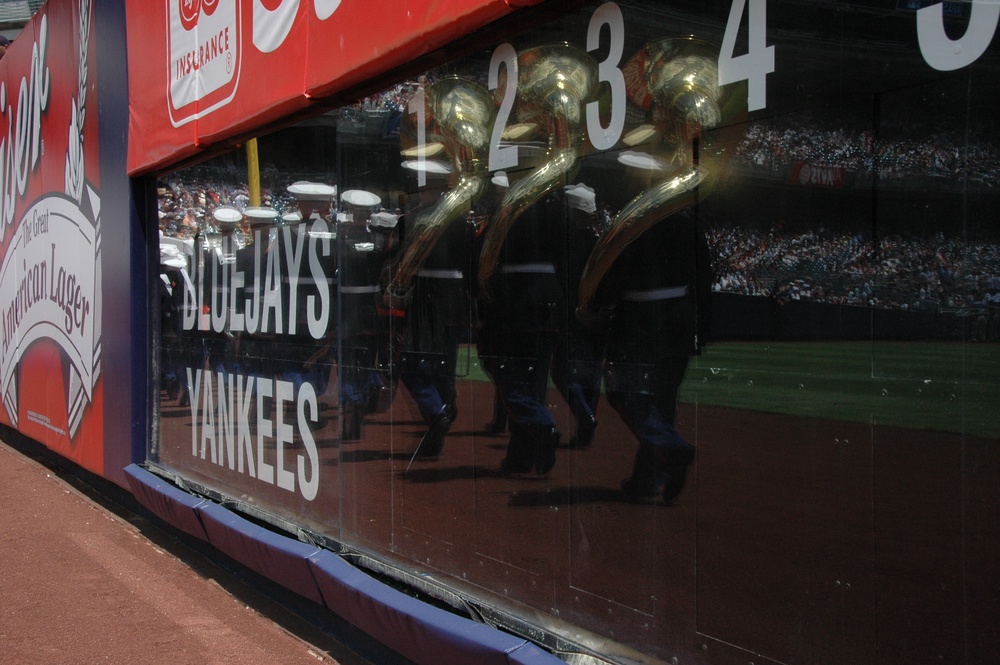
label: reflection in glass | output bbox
[387,77,495,458]
[477,43,597,476]
[151,2,1000,663]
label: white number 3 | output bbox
[585,2,626,151]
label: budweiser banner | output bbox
[0,0,104,470]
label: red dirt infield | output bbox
[0,433,382,665]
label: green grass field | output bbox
[684,342,1000,438]
[458,341,1000,439]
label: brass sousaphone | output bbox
[478,43,598,297]
[383,77,494,305]
[576,37,748,319]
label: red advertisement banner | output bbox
[0,0,104,473]
[788,161,849,188]
[126,0,538,175]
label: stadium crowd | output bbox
[157,172,1000,316]
[157,175,301,237]
[733,114,1000,186]
[157,102,1000,318]
[708,223,1000,312]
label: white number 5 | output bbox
[718,0,774,112]
[918,1,999,71]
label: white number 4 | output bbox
[718,0,775,112]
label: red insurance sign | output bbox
[127,0,539,175]
[167,0,242,127]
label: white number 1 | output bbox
[407,89,427,187]
[718,0,775,112]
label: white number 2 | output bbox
[918,0,1000,71]
[718,0,775,112]
[488,43,519,172]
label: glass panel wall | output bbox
[154,2,1000,662]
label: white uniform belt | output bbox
[621,286,688,302]
[501,263,556,274]
[340,285,380,294]
[417,269,464,279]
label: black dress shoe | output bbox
[620,440,657,500]
[533,426,560,475]
[342,403,364,440]
[499,456,535,476]
[661,465,690,504]
[484,413,508,434]
[621,475,659,501]
[500,425,560,475]
[620,442,695,503]
[484,391,508,433]
[414,412,452,458]
[567,416,597,449]
[656,445,695,503]
[499,426,536,476]
[165,377,180,401]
